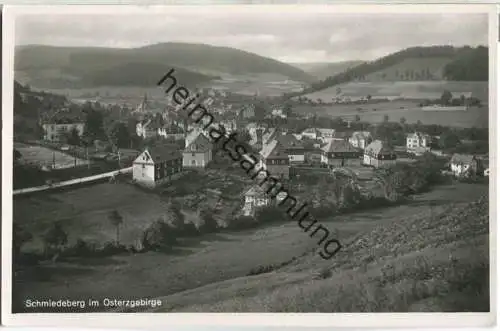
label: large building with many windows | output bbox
[42,123,85,142]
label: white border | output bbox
[2,4,498,328]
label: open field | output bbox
[13,182,488,312]
[15,143,90,169]
[301,81,488,103]
[293,101,488,128]
[14,182,172,252]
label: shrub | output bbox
[227,215,258,230]
[199,208,219,234]
[141,219,178,252]
[255,206,286,224]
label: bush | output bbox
[199,208,219,234]
[227,215,258,230]
[141,219,178,252]
[255,206,286,224]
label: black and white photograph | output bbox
[1,3,496,328]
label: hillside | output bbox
[290,61,364,80]
[289,46,488,98]
[148,195,489,312]
[15,43,314,89]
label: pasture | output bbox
[301,81,489,103]
[293,101,488,128]
[14,182,173,252]
[13,182,488,312]
[15,143,90,169]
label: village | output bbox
[15,83,489,223]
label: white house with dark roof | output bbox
[406,132,432,155]
[132,144,183,188]
[363,140,397,168]
[183,132,213,168]
[242,185,271,216]
[450,154,479,177]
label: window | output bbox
[142,164,145,169]
[192,153,196,157]
[191,160,196,165]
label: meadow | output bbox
[301,81,488,103]
[15,143,90,169]
[293,101,488,128]
[13,182,488,312]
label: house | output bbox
[258,140,290,179]
[43,122,85,142]
[240,104,256,119]
[271,107,287,119]
[321,139,361,168]
[363,140,397,168]
[349,131,373,150]
[301,128,321,140]
[242,185,271,216]
[183,133,213,168]
[316,128,336,139]
[450,154,479,177]
[332,131,352,141]
[132,145,183,188]
[277,134,307,164]
[406,132,431,154]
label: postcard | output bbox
[1,3,497,328]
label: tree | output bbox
[440,90,453,105]
[400,117,407,125]
[383,115,389,123]
[199,208,218,233]
[82,108,106,143]
[142,219,177,251]
[439,130,461,150]
[13,223,32,259]
[355,115,361,122]
[109,122,131,149]
[42,221,68,260]
[13,149,22,165]
[108,210,123,245]
[67,126,81,146]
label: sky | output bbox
[15,11,488,63]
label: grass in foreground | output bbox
[149,195,489,312]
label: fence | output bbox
[13,167,133,196]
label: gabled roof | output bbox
[143,145,182,163]
[262,128,277,145]
[351,131,372,140]
[276,134,303,150]
[407,132,431,139]
[185,128,203,146]
[450,153,476,165]
[322,139,359,153]
[365,140,394,155]
[185,133,212,152]
[260,140,288,160]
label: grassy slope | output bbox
[150,188,489,312]
[15,43,314,88]
[13,183,488,312]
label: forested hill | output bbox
[288,46,488,98]
[15,43,314,89]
